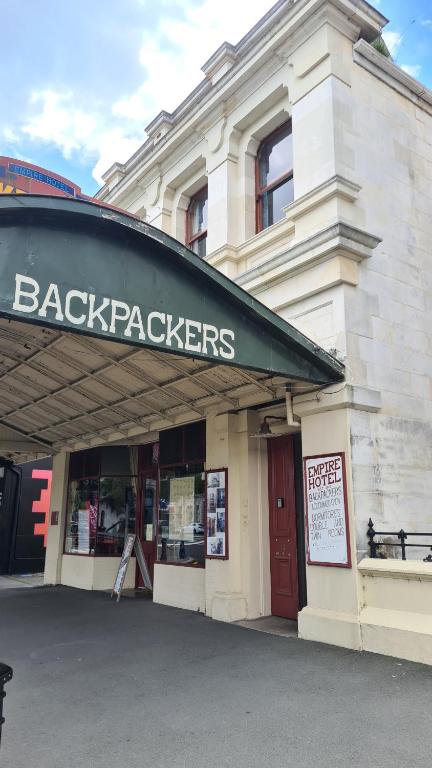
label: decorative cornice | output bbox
[202,42,238,85]
[293,384,382,417]
[236,222,382,288]
[284,175,361,221]
[353,39,432,115]
[145,111,174,142]
[97,0,387,202]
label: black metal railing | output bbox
[367,518,432,562]
[0,663,13,749]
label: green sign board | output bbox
[0,196,344,384]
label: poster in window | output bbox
[304,452,351,568]
[168,476,195,541]
[205,468,228,559]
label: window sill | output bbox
[156,560,205,569]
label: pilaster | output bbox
[44,452,69,585]
[293,383,381,650]
[205,410,270,621]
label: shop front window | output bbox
[65,478,99,555]
[158,465,205,567]
[156,421,206,567]
[96,477,137,555]
[64,446,138,556]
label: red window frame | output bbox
[186,186,208,256]
[255,120,293,233]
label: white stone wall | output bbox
[345,62,432,554]
[99,2,432,564]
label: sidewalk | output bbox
[1,586,431,768]
[0,573,44,589]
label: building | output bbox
[0,157,86,198]
[1,0,432,664]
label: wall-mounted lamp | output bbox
[250,416,286,439]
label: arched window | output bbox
[256,120,293,232]
[186,186,208,257]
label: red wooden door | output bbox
[268,436,299,620]
[136,470,157,587]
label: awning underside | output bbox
[0,317,300,461]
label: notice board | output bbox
[304,452,351,568]
[205,468,228,559]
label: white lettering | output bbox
[202,323,219,356]
[219,328,235,360]
[87,294,109,332]
[185,319,202,353]
[147,311,166,343]
[109,300,131,334]
[65,290,88,325]
[165,314,184,349]
[125,305,146,340]
[38,283,64,320]
[12,274,40,313]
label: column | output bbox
[204,124,241,270]
[205,410,270,621]
[44,452,69,585]
[293,384,381,650]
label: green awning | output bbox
[0,195,344,385]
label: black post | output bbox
[367,518,378,558]
[0,663,13,748]
[398,529,407,560]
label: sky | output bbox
[1,0,431,196]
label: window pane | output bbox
[157,467,205,566]
[96,477,137,556]
[189,195,208,238]
[259,128,292,188]
[100,446,132,476]
[160,426,183,466]
[184,421,206,463]
[65,478,99,554]
[262,177,294,228]
[141,477,157,541]
[191,235,206,258]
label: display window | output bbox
[64,447,138,556]
[157,421,206,568]
[64,425,206,567]
[157,465,205,566]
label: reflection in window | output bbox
[65,476,137,556]
[96,477,136,555]
[65,479,99,554]
[256,121,293,231]
[187,187,208,258]
[157,466,205,566]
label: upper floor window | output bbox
[187,187,208,258]
[256,121,293,232]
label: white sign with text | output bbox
[304,453,351,567]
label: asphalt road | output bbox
[1,586,431,768]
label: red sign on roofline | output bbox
[0,155,140,220]
[0,155,86,198]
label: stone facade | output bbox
[95,0,432,657]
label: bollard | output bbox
[0,663,13,749]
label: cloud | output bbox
[382,30,403,57]
[19,90,143,184]
[4,0,276,186]
[420,19,432,27]
[113,0,274,157]
[400,64,422,79]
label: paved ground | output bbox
[0,573,44,589]
[1,587,431,768]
